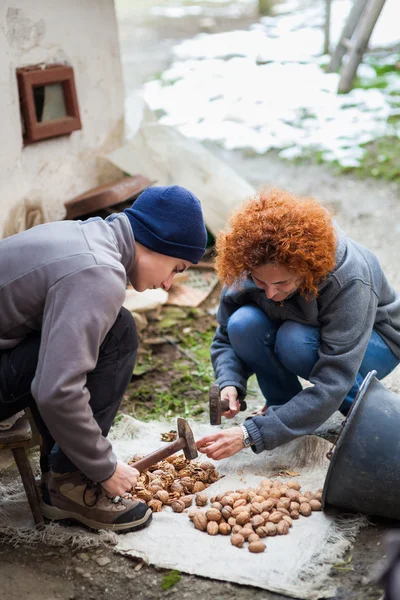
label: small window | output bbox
[17,64,82,145]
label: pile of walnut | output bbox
[127,455,221,512]
[188,479,322,554]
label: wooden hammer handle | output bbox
[131,437,185,473]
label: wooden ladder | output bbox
[326,0,387,93]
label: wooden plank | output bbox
[0,416,32,448]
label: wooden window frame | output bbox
[17,64,82,145]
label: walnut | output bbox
[171,500,186,513]
[195,493,208,507]
[206,508,222,522]
[231,533,245,548]
[193,481,206,493]
[180,495,193,508]
[248,541,266,553]
[192,512,207,531]
[154,490,169,504]
[219,522,231,535]
[207,521,219,536]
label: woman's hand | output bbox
[221,385,241,419]
[101,460,139,496]
[196,426,244,460]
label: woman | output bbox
[197,189,400,460]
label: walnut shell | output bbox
[290,502,300,512]
[193,512,208,531]
[261,499,275,512]
[277,498,291,510]
[248,533,260,543]
[238,527,254,540]
[282,515,293,527]
[171,500,185,513]
[286,481,301,491]
[290,510,300,520]
[221,506,233,520]
[154,490,170,504]
[199,461,214,471]
[148,499,162,512]
[268,511,283,524]
[232,505,250,517]
[136,489,152,502]
[219,522,231,535]
[211,502,223,511]
[195,493,208,507]
[232,524,242,534]
[248,541,266,553]
[309,499,322,511]
[207,521,219,536]
[285,489,300,501]
[300,502,312,517]
[277,520,290,535]
[221,495,234,507]
[251,515,265,529]
[231,533,245,548]
[264,522,277,536]
[269,489,282,499]
[255,526,269,538]
[236,512,251,526]
[206,508,222,522]
[170,481,184,494]
[193,481,206,493]
[250,502,264,515]
[276,507,290,516]
[298,496,309,504]
[180,495,193,508]
[233,499,247,509]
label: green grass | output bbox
[161,570,181,591]
[125,312,216,421]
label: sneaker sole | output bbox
[41,501,152,533]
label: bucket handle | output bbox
[326,370,377,461]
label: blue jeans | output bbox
[227,304,399,415]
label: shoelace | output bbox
[82,476,125,508]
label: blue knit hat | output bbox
[124,185,207,264]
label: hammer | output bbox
[130,417,197,472]
[209,383,247,425]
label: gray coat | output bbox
[210,229,400,454]
[0,213,135,482]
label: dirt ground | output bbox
[1,2,400,599]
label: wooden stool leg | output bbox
[12,447,44,525]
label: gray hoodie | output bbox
[0,213,136,482]
[211,229,400,453]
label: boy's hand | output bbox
[101,460,139,496]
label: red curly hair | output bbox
[215,189,337,298]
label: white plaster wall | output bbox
[0,0,125,235]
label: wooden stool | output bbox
[0,415,44,525]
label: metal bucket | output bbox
[322,370,400,520]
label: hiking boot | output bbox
[41,471,152,532]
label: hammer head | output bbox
[177,417,198,461]
[209,383,221,425]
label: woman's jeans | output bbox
[227,304,400,415]
[0,307,137,475]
